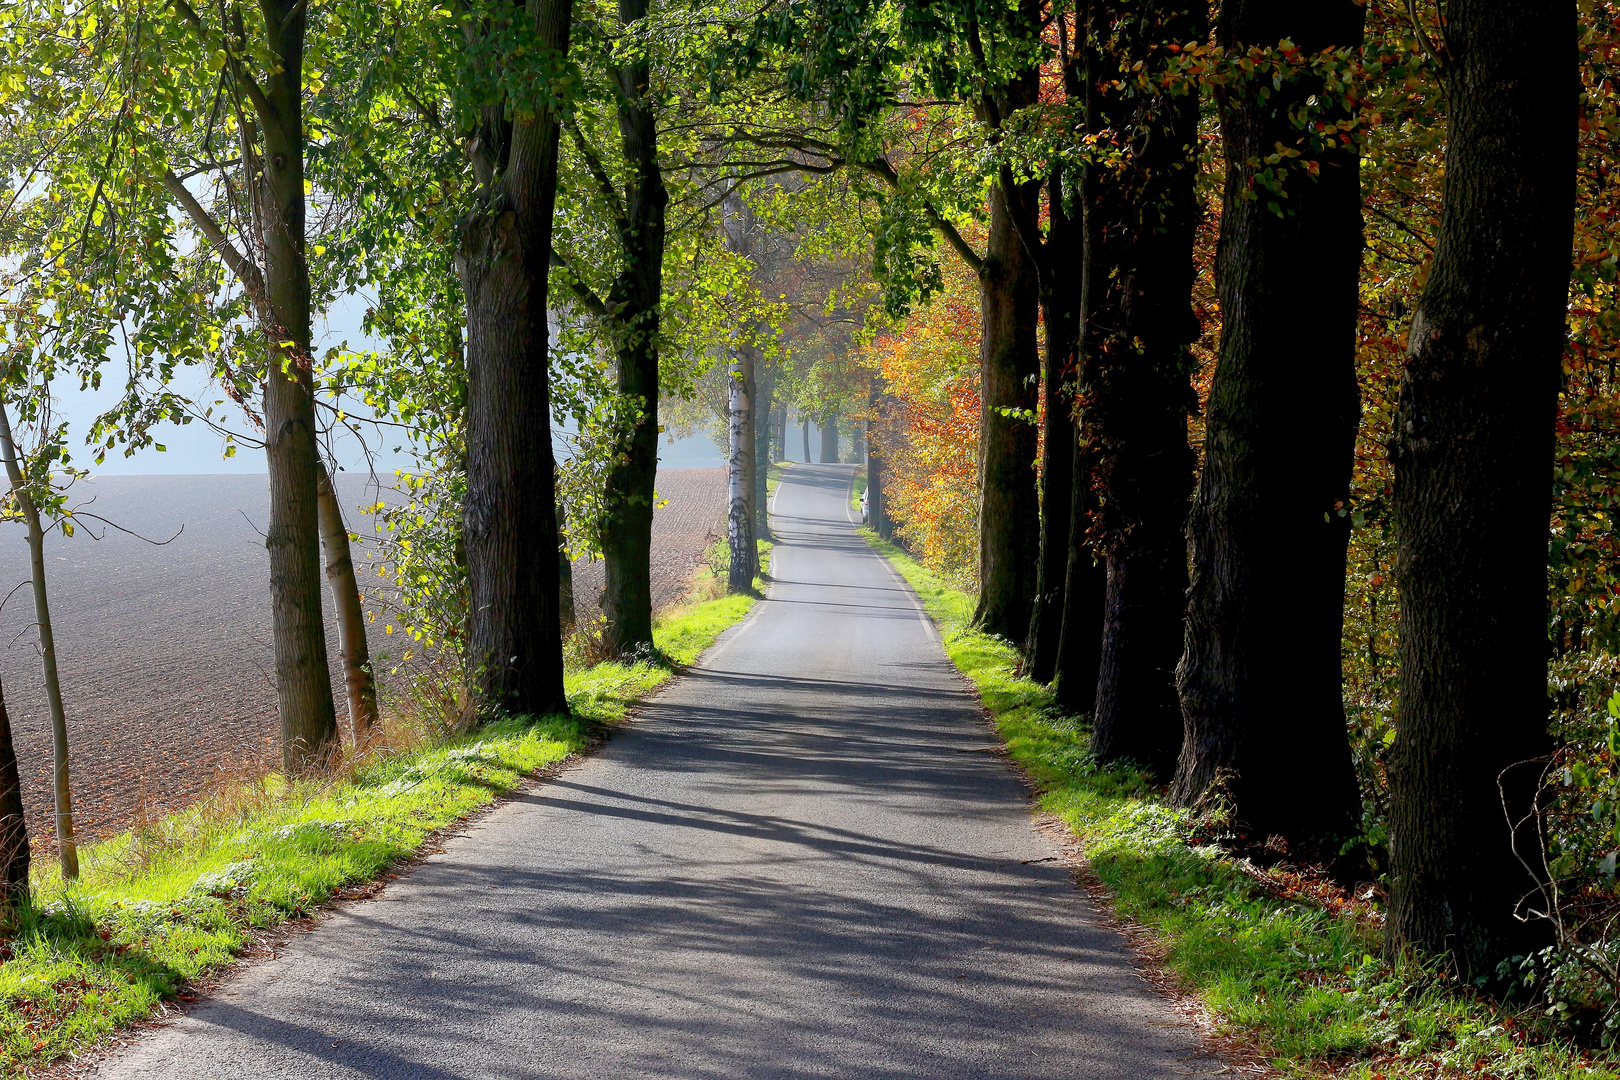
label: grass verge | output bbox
[1,582,764,1076]
[862,526,1614,1080]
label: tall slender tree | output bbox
[0,397,76,878]
[1385,0,1576,978]
[315,459,379,744]
[1171,1,1365,848]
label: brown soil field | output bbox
[0,467,726,852]
[567,466,728,626]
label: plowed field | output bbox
[0,468,725,849]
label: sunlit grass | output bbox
[864,527,1616,1079]
[0,583,762,1075]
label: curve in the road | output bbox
[94,462,1213,1080]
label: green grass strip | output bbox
[861,527,1612,1080]
[0,585,762,1075]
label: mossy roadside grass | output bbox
[0,580,765,1076]
[863,527,1615,1080]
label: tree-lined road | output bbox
[95,463,1209,1079]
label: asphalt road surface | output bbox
[94,463,1212,1080]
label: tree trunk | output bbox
[0,399,75,878]
[802,417,811,462]
[970,66,1042,642]
[754,366,774,541]
[1051,430,1106,716]
[819,411,840,462]
[1083,0,1203,777]
[1025,167,1080,686]
[852,420,865,462]
[1171,1,1365,850]
[1385,0,1575,979]
[314,460,379,747]
[258,0,340,772]
[456,0,571,716]
[598,0,669,657]
[867,382,892,540]
[727,342,757,591]
[557,500,575,634]
[0,675,29,908]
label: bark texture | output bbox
[1082,0,1203,777]
[1171,0,1366,849]
[727,344,758,591]
[260,0,339,770]
[0,675,28,907]
[1385,0,1576,978]
[557,500,575,634]
[315,460,378,745]
[754,365,775,540]
[969,61,1043,642]
[457,0,571,715]
[160,0,337,772]
[597,0,669,656]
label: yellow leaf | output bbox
[210,49,228,72]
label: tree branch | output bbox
[170,0,277,130]
[548,247,609,319]
[855,158,984,275]
[566,118,628,231]
[161,170,267,306]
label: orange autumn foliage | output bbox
[862,254,982,587]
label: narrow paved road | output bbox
[95,463,1211,1080]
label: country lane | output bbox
[93,462,1216,1080]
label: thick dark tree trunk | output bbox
[970,64,1042,641]
[457,0,571,716]
[598,0,669,657]
[1025,166,1080,686]
[1171,1,1365,848]
[819,411,840,462]
[1082,0,1203,777]
[0,675,27,908]
[1385,0,1575,979]
[258,0,340,770]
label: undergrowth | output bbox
[0,581,763,1076]
[862,527,1618,1080]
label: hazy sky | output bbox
[51,293,726,477]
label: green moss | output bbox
[0,585,761,1075]
[862,527,1614,1079]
